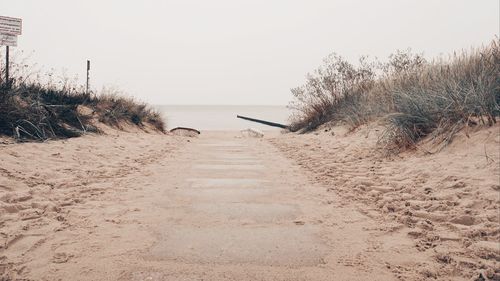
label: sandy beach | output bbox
[0,124,498,281]
[1,1,497,280]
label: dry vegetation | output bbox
[0,70,165,141]
[289,40,499,151]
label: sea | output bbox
[156,105,291,131]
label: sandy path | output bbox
[2,131,438,280]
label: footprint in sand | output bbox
[52,252,72,264]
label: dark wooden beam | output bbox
[237,115,289,129]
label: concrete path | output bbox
[122,132,419,280]
[150,135,328,267]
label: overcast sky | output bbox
[1,0,498,105]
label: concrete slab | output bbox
[151,225,328,266]
[191,202,299,223]
[186,178,266,188]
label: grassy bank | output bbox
[0,79,165,141]
[289,40,499,151]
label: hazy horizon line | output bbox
[155,104,289,107]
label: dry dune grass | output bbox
[0,79,165,141]
[290,40,499,152]
[93,89,165,132]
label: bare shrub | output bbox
[289,54,377,132]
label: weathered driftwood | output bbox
[236,115,289,129]
[170,127,201,135]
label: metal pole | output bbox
[86,60,90,94]
[5,46,9,87]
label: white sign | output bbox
[0,16,22,36]
[0,34,17,46]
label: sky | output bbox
[1,0,499,105]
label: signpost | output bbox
[0,16,22,36]
[86,60,90,94]
[0,34,17,47]
[0,15,22,86]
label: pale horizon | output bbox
[1,0,498,105]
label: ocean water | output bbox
[156,105,291,131]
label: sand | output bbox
[269,124,500,280]
[0,125,498,280]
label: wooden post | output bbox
[86,60,90,94]
[5,45,9,87]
